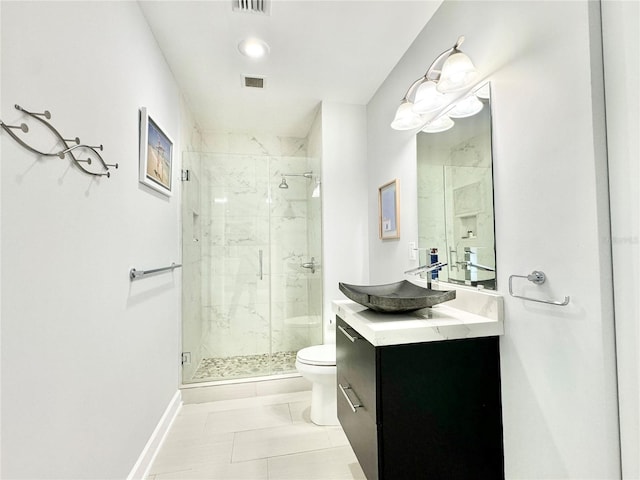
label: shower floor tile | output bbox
[192,351,297,381]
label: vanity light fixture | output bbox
[391,36,480,131]
[238,37,270,59]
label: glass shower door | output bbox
[181,153,272,382]
[198,154,272,380]
[181,152,323,384]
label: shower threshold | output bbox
[190,351,298,383]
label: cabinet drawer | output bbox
[336,316,377,424]
[336,316,379,480]
[337,389,379,480]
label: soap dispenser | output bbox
[430,248,439,280]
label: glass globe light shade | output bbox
[449,95,483,118]
[391,101,424,130]
[421,115,455,133]
[412,80,446,114]
[474,82,491,100]
[436,52,479,93]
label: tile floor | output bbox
[146,390,366,480]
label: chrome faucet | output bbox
[404,261,447,288]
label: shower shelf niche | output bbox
[0,104,118,178]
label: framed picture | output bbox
[139,107,174,196]
[379,179,400,239]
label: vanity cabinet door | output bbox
[336,316,379,480]
[377,337,504,479]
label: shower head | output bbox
[279,177,289,189]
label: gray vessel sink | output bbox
[338,280,456,313]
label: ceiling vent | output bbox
[242,75,265,89]
[233,0,271,15]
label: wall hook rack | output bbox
[508,270,570,306]
[0,104,117,178]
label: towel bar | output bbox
[508,271,570,306]
[130,262,182,281]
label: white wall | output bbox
[320,102,369,342]
[0,2,4,473]
[367,1,620,478]
[602,1,640,477]
[1,2,196,478]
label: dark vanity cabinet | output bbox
[336,316,504,480]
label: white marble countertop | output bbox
[332,284,504,347]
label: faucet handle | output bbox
[301,257,317,274]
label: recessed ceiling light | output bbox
[238,38,270,59]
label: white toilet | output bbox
[295,344,339,426]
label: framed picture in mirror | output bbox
[379,179,400,240]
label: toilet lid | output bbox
[296,344,336,366]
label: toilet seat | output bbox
[296,344,336,366]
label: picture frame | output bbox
[139,107,174,196]
[379,179,400,240]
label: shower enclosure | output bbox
[181,151,323,384]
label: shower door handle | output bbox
[258,249,263,280]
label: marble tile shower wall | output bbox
[418,162,447,268]
[194,133,321,361]
[270,154,322,352]
[444,134,494,283]
[200,132,307,158]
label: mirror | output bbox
[416,83,496,289]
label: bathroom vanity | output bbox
[333,286,504,479]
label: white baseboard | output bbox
[127,390,182,480]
